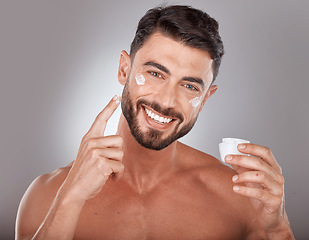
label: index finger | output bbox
[237,143,281,173]
[87,94,121,138]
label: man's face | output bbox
[121,32,215,150]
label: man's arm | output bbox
[16,95,124,240]
[15,170,84,240]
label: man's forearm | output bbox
[32,186,84,240]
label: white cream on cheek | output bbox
[190,96,202,108]
[135,73,146,85]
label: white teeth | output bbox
[164,118,172,123]
[144,107,173,124]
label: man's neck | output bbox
[116,114,178,193]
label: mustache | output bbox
[137,99,184,123]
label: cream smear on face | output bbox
[135,74,146,85]
[190,96,202,108]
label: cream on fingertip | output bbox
[112,94,121,104]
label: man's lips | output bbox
[142,105,175,125]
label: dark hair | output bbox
[130,5,224,82]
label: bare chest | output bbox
[74,179,245,240]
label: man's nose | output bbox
[153,82,177,109]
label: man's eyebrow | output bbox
[143,61,170,75]
[183,77,205,90]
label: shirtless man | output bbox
[16,5,295,240]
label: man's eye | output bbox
[150,71,162,78]
[184,84,198,91]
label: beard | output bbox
[121,82,199,151]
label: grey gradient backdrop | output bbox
[1,0,308,239]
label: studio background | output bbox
[1,0,308,239]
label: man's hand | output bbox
[61,94,124,202]
[225,143,294,239]
[16,95,125,240]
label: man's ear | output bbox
[199,85,218,112]
[118,50,131,85]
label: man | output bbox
[16,5,294,239]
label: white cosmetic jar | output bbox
[219,138,250,163]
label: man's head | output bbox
[118,5,224,151]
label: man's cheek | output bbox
[190,96,202,108]
[131,73,157,96]
[135,73,146,85]
[183,95,203,118]
[188,90,208,115]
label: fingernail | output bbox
[225,155,233,161]
[233,185,240,191]
[232,175,238,182]
[238,144,246,149]
[113,94,119,101]
[113,95,120,104]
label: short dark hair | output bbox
[130,5,224,82]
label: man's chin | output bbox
[131,120,196,151]
[130,128,175,151]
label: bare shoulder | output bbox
[21,162,72,203]
[177,141,235,173]
[176,142,265,238]
[176,141,237,191]
[16,162,73,239]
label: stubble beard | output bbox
[121,82,199,151]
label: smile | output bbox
[144,107,173,124]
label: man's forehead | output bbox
[136,31,212,56]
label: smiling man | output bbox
[16,5,295,240]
